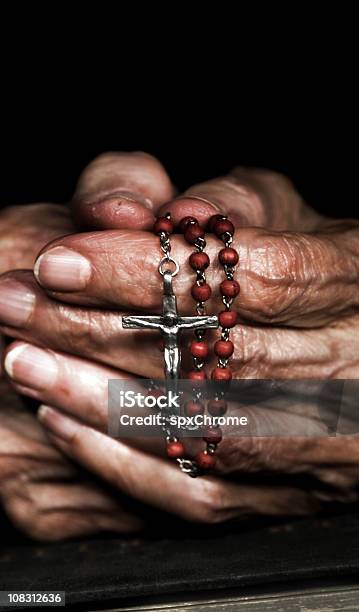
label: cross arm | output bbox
[122,315,162,330]
[178,315,219,330]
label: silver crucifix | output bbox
[122,263,218,380]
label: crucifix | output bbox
[121,214,230,478]
[122,269,218,380]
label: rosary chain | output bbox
[152,213,239,477]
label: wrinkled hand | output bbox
[0,194,144,539]
[0,373,143,540]
[1,152,359,527]
[2,153,359,379]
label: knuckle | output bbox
[219,437,266,472]
[188,480,226,523]
[244,233,305,321]
[6,495,87,541]
[57,305,95,353]
[230,167,303,226]
[227,177,266,211]
[255,168,295,190]
[188,175,267,222]
[12,511,56,541]
[83,151,163,176]
[224,175,267,225]
[232,166,296,193]
[232,326,267,370]
[312,467,359,490]
[1,478,51,541]
[120,235,162,310]
[227,173,265,202]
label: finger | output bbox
[3,340,185,459]
[72,152,174,231]
[4,271,343,382]
[38,405,320,521]
[4,340,355,477]
[3,342,358,497]
[2,339,337,474]
[3,340,334,474]
[158,167,322,230]
[3,340,130,430]
[0,254,357,390]
[2,478,143,541]
[32,225,359,326]
[0,272,164,378]
[219,435,359,485]
[0,245,357,384]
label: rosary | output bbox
[122,214,239,477]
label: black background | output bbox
[0,27,357,220]
[0,102,356,219]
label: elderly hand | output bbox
[0,187,146,540]
[0,350,143,540]
[1,152,359,529]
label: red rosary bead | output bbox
[214,218,235,237]
[185,400,205,417]
[189,251,210,271]
[191,283,212,302]
[184,223,205,244]
[203,427,222,444]
[153,217,174,235]
[218,247,239,266]
[220,279,240,298]
[211,367,232,381]
[208,399,228,416]
[155,214,241,477]
[188,370,207,380]
[196,451,216,469]
[190,340,209,359]
[218,310,238,328]
[179,216,198,232]
[214,339,234,358]
[207,214,226,232]
[167,441,185,458]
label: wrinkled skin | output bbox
[0,203,143,539]
[0,203,74,275]
[1,152,359,539]
[0,377,143,540]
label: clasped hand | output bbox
[1,152,359,540]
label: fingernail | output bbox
[38,405,80,441]
[5,344,58,389]
[79,190,153,210]
[0,279,35,327]
[34,246,92,291]
[181,195,223,211]
[111,190,153,209]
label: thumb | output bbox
[158,167,322,231]
[72,151,174,231]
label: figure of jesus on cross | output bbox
[122,270,218,380]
